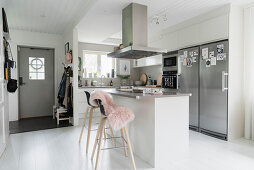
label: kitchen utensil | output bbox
[154,80,157,85]
[146,75,153,85]
[91,80,97,86]
[133,89,143,93]
[140,73,147,85]
[118,88,133,92]
[134,80,143,86]
[157,74,162,87]
[145,85,157,87]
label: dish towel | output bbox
[90,90,135,131]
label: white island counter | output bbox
[104,89,191,169]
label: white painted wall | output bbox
[0,6,9,157]
[73,29,79,126]
[243,4,254,140]
[8,29,64,121]
[228,4,244,140]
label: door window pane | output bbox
[29,73,37,80]
[37,73,45,80]
[29,57,45,80]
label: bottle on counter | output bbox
[110,80,113,86]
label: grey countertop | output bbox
[78,85,162,89]
[103,89,191,99]
[78,86,117,88]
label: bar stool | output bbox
[79,91,115,153]
[91,99,136,170]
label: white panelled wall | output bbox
[244,5,254,140]
[0,5,9,157]
[8,29,65,121]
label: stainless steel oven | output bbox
[162,71,178,89]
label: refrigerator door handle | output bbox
[222,71,228,91]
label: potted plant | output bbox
[117,75,130,86]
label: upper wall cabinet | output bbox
[199,14,229,43]
[150,14,229,52]
[133,55,162,68]
[150,32,178,52]
[178,24,200,48]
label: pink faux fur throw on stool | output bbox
[90,90,135,131]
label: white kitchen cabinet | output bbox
[133,57,146,67]
[133,54,162,68]
[150,31,179,52]
[178,24,200,48]
[149,14,229,52]
[199,14,229,43]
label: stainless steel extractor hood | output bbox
[107,3,167,59]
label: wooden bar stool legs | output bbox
[95,118,107,170]
[92,116,136,170]
[78,106,96,153]
[86,107,95,153]
[79,106,90,143]
[121,129,128,157]
[91,116,104,160]
[123,126,136,170]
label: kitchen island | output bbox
[104,89,191,169]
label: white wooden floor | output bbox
[0,126,254,170]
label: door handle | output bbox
[19,77,26,86]
[222,71,228,92]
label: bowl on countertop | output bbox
[134,81,143,86]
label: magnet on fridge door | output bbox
[193,50,199,56]
[206,59,211,67]
[183,58,187,66]
[187,58,192,67]
[202,48,208,59]
[217,44,224,53]
[179,55,184,62]
[211,57,216,66]
[189,51,194,57]
[209,51,214,58]
[192,57,197,63]
[217,53,226,61]
[184,51,188,58]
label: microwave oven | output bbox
[162,51,178,72]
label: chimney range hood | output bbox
[107,3,167,59]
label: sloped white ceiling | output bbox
[3,0,96,34]
[2,0,253,40]
[77,0,253,45]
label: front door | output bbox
[19,47,54,119]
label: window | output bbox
[83,51,116,78]
[29,57,45,80]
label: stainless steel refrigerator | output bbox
[199,40,228,140]
[178,40,228,140]
[178,47,200,131]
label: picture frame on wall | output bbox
[65,42,69,54]
[119,60,130,75]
